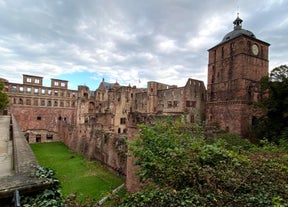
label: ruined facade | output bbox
[3,73,206,175]
[3,75,78,143]
[1,15,269,189]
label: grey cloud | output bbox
[0,0,287,89]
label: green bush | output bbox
[214,133,253,151]
[117,118,288,207]
[22,167,64,207]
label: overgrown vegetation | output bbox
[113,118,288,207]
[0,80,9,111]
[252,65,288,141]
[30,142,124,203]
[22,166,63,207]
[28,63,288,206]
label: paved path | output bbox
[0,116,13,177]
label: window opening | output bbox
[46,134,53,140]
[36,134,41,143]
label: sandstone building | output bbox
[1,15,269,187]
[206,15,269,137]
[2,73,206,175]
[3,74,78,143]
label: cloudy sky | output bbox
[0,0,287,90]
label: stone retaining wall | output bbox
[0,115,50,203]
[12,115,39,174]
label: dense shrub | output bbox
[22,167,64,207]
[117,118,288,207]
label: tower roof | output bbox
[221,15,255,43]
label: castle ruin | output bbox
[1,15,269,191]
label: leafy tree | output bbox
[252,65,288,141]
[0,80,9,111]
[129,117,206,189]
[115,118,288,207]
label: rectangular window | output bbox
[46,134,53,140]
[61,82,65,87]
[27,78,31,83]
[173,101,179,107]
[36,134,41,142]
[12,85,17,92]
[41,99,45,106]
[26,99,31,105]
[34,99,38,106]
[54,81,59,86]
[35,79,40,84]
[27,87,31,93]
[120,118,126,124]
[54,90,58,96]
[41,89,45,95]
[34,88,39,94]
[48,90,52,95]
[19,87,24,93]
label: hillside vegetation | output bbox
[110,118,288,207]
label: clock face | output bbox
[252,44,259,55]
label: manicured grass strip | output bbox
[30,142,124,201]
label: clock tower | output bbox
[206,15,270,137]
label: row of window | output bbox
[36,115,67,121]
[53,81,66,87]
[25,133,53,143]
[13,97,76,107]
[25,77,67,88]
[167,101,197,108]
[168,101,179,108]
[10,85,76,97]
[26,77,40,84]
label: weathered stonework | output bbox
[206,16,269,137]
[0,115,51,204]
[1,15,270,193]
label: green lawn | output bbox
[30,142,124,201]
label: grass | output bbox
[30,142,124,201]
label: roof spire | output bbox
[233,13,242,30]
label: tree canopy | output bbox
[252,65,288,141]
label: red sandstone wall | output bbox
[12,106,76,142]
[125,125,141,193]
[206,102,251,136]
[62,124,127,175]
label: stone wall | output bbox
[11,106,76,143]
[62,123,127,176]
[0,115,50,202]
